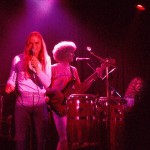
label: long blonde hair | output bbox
[23,31,49,76]
[124,77,144,98]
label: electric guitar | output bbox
[46,62,112,116]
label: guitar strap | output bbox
[61,66,76,105]
[70,66,76,81]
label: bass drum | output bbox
[67,94,100,149]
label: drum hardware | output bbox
[101,67,116,80]
[75,48,125,149]
[95,95,126,150]
[97,97,126,117]
[68,116,96,120]
[67,94,100,150]
[109,86,122,98]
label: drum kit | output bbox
[66,94,127,150]
[66,49,127,150]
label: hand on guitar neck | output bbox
[46,61,115,116]
[74,64,107,94]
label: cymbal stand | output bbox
[88,50,116,150]
[105,60,111,150]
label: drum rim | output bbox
[99,96,107,100]
[68,93,96,98]
[67,94,96,102]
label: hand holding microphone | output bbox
[31,57,42,74]
[29,49,41,73]
[31,57,38,68]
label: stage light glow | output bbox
[136,4,145,11]
[26,0,55,15]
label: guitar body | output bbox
[47,65,107,116]
[46,79,76,116]
[47,99,68,117]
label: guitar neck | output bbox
[63,66,104,96]
[83,71,99,84]
[74,71,99,94]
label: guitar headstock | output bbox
[101,58,116,67]
[96,58,116,78]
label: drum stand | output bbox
[103,59,114,150]
[104,61,125,150]
[88,50,117,150]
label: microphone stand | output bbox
[88,51,116,68]
[88,50,116,150]
[104,59,111,150]
[109,86,122,98]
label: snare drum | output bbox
[67,94,100,149]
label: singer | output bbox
[5,31,51,150]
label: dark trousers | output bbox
[14,99,49,150]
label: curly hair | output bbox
[52,41,77,62]
[124,77,144,98]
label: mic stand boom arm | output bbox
[88,49,116,149]
[89,51,116,68]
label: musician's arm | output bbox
[46,77,65,102]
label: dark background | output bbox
[0,0,150,149]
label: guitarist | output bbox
[46,41,81,150]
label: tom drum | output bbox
[67,94,100,149]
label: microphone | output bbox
[30,49,35,56]
[29,49,36,75]
[86,46,92,52]
[76,57,90,61]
